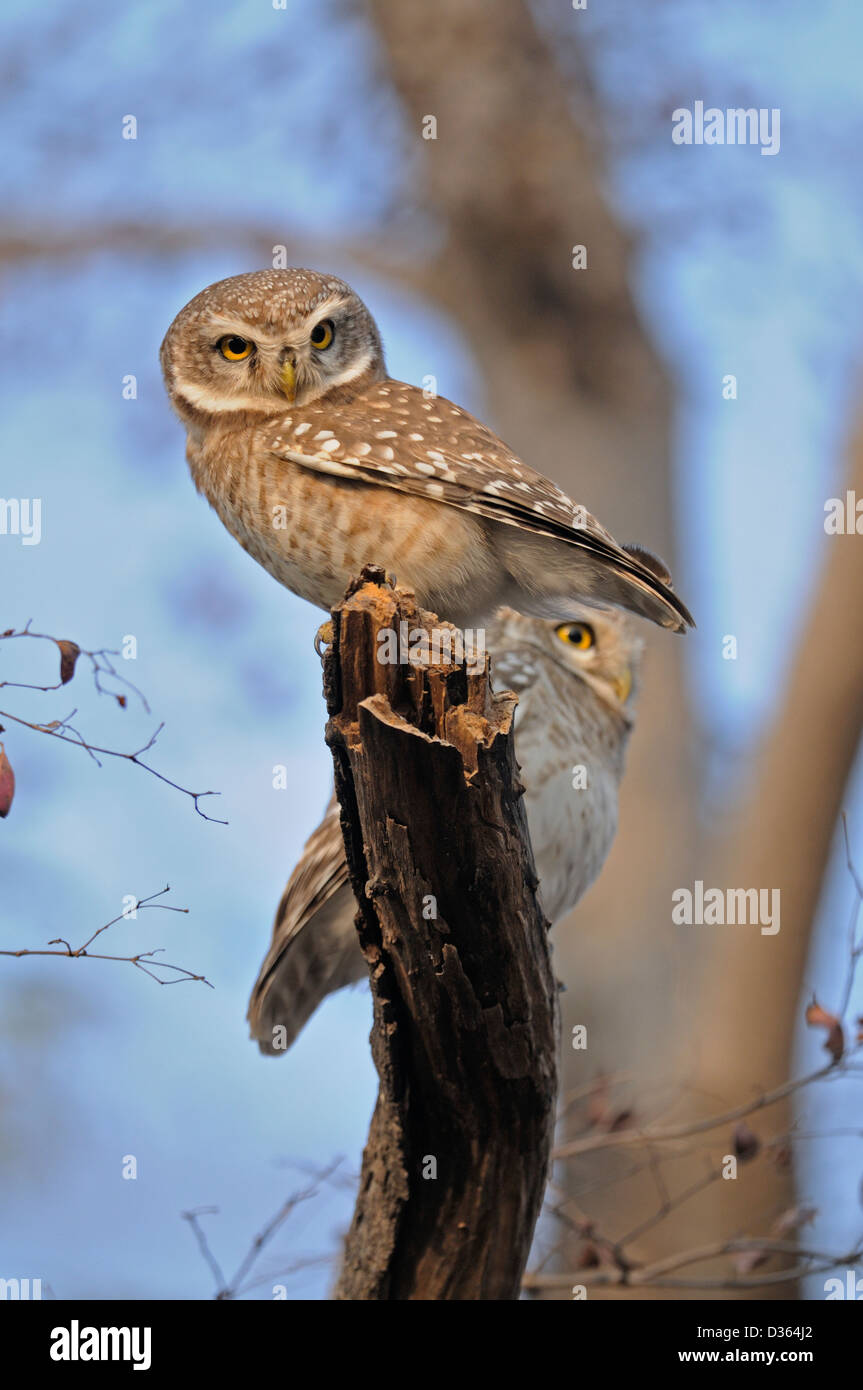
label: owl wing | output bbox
[263,380,693,631]
[247,793,365,1055]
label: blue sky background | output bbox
[1,0,862,1298]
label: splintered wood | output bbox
[324,565,559,1301]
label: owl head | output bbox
[160,268,386,423]
[489,604,644,719]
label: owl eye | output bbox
[309,319,335,350]
[218,335,254,361]
[555,622,595,651]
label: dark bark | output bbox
[325,567,559,1300]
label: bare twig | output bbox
[534,829,863,1297]
[182,1160,345,1299]
[0,623,224,822]
[0,885,212,987]
[523,1236,863,1292]
[838,812,863,1018]
[0,710,225,823]
[0,624,150,710]
[552,1060,844,1160]
[555,830,863,1161]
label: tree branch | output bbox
[0,885,212,987]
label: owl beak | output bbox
[281,355,297,403]
[612,667,633,704]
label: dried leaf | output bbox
[0,743,15,818]
[586,1076,610,1130]
[772,1205,816,1238]
[806,1000,836,1029]
[825,1022,843,1062]
[733,1122,761,1163]
[116,694,127,709]
[576,1242,601,1269]
[734,1246,768,1276]
[608,1107,634,1132]
[805,997,844,1062]
[732,1208,818,1275]
[56,640,81,685]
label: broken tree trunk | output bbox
[325,566,559,1300]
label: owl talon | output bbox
[314,620,334,658]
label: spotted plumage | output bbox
[248,605,643,1054]
[160,268,693,632]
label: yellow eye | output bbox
[555,622,595,651]
[218,335,253,361]
[309,319,334,350]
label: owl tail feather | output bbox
[248,873,364,1055]
[501,528,695,633]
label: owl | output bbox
[160,269,693,634]
[248,605,643,1054]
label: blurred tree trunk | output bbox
[687,409,863,1281]
[700,414,863,1084]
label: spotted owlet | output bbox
[248,604,643,1054]
[160,269,692,633]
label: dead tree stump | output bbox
[325,566,559,1300]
